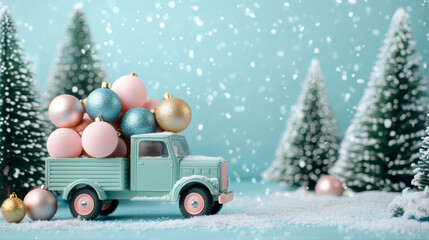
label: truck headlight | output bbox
[221,162,228,190]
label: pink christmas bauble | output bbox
[315,175,344,196]
[111,74,147,113]
[24,186,57,221]
[142,98,160,111]
[49,95,84,128]
[107,137,127,158]
[47,128,82,158]
[73,114,94,134]
[81,121,118,158]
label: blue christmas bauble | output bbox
[86,88,121,123]
[121,108,157,138]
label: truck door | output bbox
[135,140,173,191]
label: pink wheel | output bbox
[179,186,213,218]
[184,193,205,215]
[69,188,102,220]
[74,194,94,215]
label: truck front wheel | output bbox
[69,188,102,220]
[179,187,213,218]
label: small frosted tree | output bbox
[412,121,429,189]
[46,3,106,102]
[263,59,340,190]
[330,8,428,192]
[388,116,429,219]
[0,7,48,201]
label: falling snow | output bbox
[193,16,204,27]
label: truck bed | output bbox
[45,158,130,192]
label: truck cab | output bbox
[45,132,233,220]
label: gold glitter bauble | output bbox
[155,93,192,133]
[1,193,26,223]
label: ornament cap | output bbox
[101,82,111,89]
[41,185,46,190]
[151,109,156,114]
[80,99,85,109]
[10,192,17,198]
[116,129,122,137]
[163,92,172,100]
[95,115,104,122]
[130,72,137,77]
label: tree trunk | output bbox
[1,166,10,200]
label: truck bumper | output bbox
[218,191,233,204]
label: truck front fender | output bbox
[171,176,220,202]
[62,179,107,201]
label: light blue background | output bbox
[2,0,429,179]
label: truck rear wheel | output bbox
[179,186,213,218]
[100,200,119,216]
[69,188,102,220]
[210,201,223,215]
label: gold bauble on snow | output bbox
[1,193,26,223]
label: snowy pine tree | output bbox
[262,59,340,190]
[411,121,429,189]
[0,6,48,201]
[46,3,106,101]
[330,8,428,192]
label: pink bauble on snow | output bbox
[81,121,118,158]
[108,137,127,158]
[315,175,344,196]
[73,114,94,134]
[24,186,57,221]
[111,73,147,113]
[49,95,84,128]
[142,98,160,111]
[47,128,82,158]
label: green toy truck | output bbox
[45,132,233,220]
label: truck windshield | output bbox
[171,139,191,158]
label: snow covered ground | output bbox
[1,181,429,239]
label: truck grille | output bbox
[221,162,228,190]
